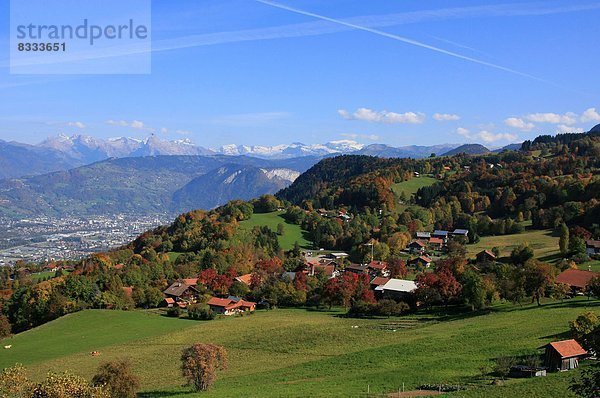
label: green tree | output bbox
[461,270,486,311]
[569,236,587,256]
[92,359,140,398]
[510,243,534,265]
[559,223,569,255]
[276,223,285,236]
[181,344,228,392]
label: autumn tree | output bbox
[523,260,555,306]
[0,364,33,397]
[92,359,140,398]
[181,344,228,392]
[0,313,11,338]
[32,371,109,398]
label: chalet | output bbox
[409,256,432,268]
[163,281,200,306]
[164,297,175,308]
[416,232,431,240]
[428,237,444,251]
[476,250,497,263]
[586,240,600,256]
[367,260,390,277]
[42,264,60,272]
[302,258,339,279]
[329,252,349,260]
[432,230,449,242]
[544,339,588,371]
[375,278,417,300]
[556,269,599,294]
[451,229,469,238]
[182,278,198,287]
[345,264,368,275]
[235,274,253,286]
[207,297,256,315]
[408,240,426,254]
[370,276,390,290]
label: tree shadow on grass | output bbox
[138,391,195,397]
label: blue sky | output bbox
[0,0,599,148]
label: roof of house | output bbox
[477,250,497,259]
[416,232,431,238]
[370,276,390,287]
[330,252,349,258]
[548,339,588,358]
[376,278,417,293]
[182,278,198,286]
[556,269,599,289]
[409,240,426,248]
[411,255,432,263]
[207,297,255,310]
[433,230,449,237]
[164,281,198,297]
[452,229,469,235]
[368,260,388,270]
[164,297,175,304]
[345,264,368,273]
[587,240,600,249]
[235,274,253,285]
[429,237,444,245]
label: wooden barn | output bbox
[544,339,588,371]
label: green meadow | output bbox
[239,211,312,250]
[1,298,597,397]
[466,228,560,263]
[391,176,438,199]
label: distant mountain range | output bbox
[0,155,317,219]
[1,134,490,180]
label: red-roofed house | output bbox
[408,240,426,254]
[556,269,599,294]
[182,278,198,286]
[409,256,432,268]
[428,237,444,251]
[368,261,390,277]
[370,276,390,290]
[544,339,588,371]
[164,297,175,308]
[476,250,497,263]
[235,274,253,286]
[207,297,256,316]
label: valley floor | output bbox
[1,298,598,397]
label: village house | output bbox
[476,250,497,263]
[370,276,390,290]
[555,269,599,294]
[235,274,253,286]
[207,297,256,315]
[586,240,600,256]
[408,240,426,254]
[344,264,368,275]
[163,281,200,307]
[416,232,431,241]
[428,237,444,251]
[375,278,417,301]
[451,229,469,239]
[544,339,588,371]
[367,260,390,277]
[432,230,449,243]
[409,255,432,268]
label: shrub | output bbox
[32,371,109,398]
[187,304,215,321]
[166,307,181,317]
[92,359,140,398]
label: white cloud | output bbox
[340,133,380,141]
[525,112,577,125]
[456,127,472,138]
[433,113,460,121]
[66,121,86,129]
[557,124,585,134]
[175,129,192,135]
[504,117,535,131]
[106,119,155,132]
[160,127,169,134]
[338,108,425,124]
[455,127,516,143]
[581,107,600,123]
[478,131,518,143]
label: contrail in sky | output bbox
[254,0,551,84]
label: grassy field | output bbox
[239,211,312,250]
[1,299,597,397]
[466,229,560,262]
[392,176,438,199]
